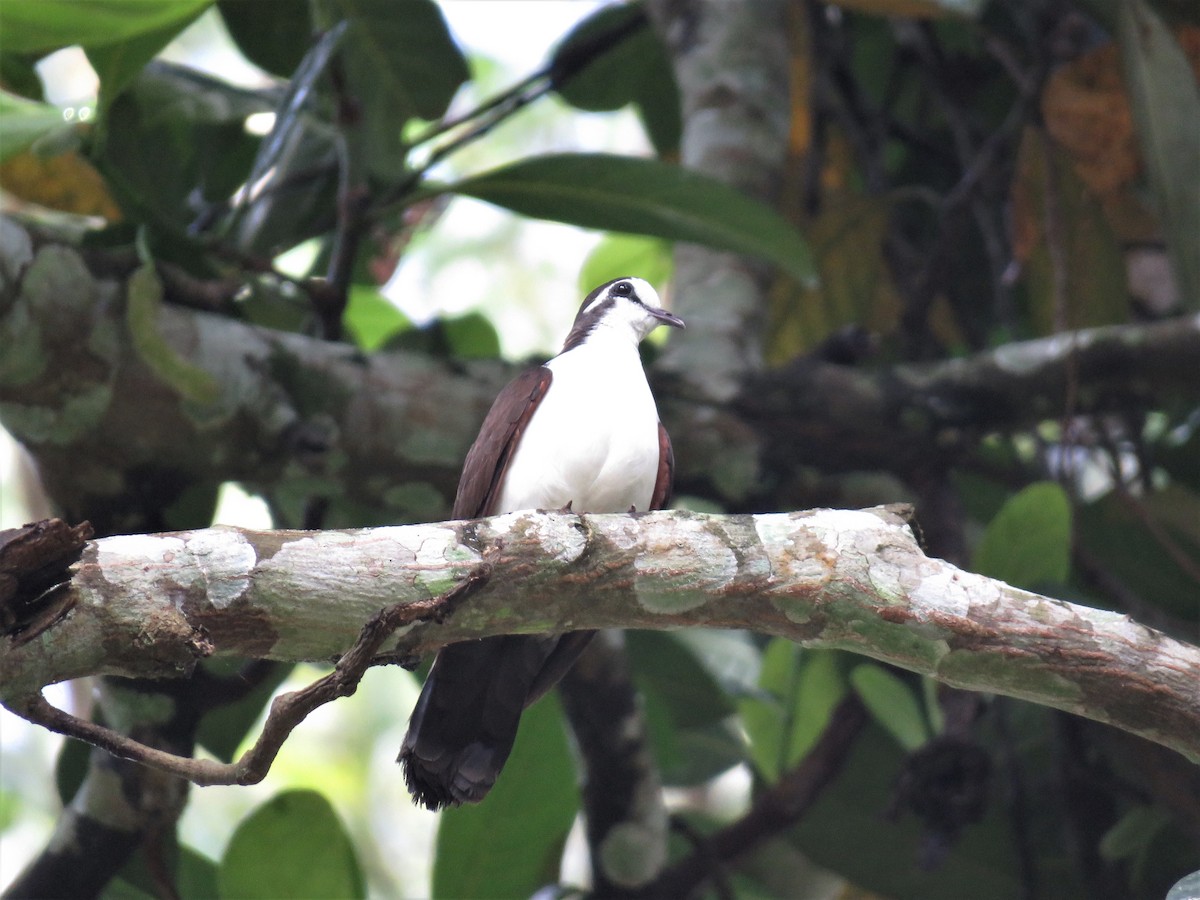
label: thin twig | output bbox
[645,695,867,897]
[3,565,491,787]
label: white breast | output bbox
[497,338,662,514]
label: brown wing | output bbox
[649,421,674,510]
[452,366,552,519]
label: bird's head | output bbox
[562,277,685,352]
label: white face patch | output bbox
[582,277,661,317]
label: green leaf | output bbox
[433,694,579,899]
[788,713,1057,900]
[195,660,295,763]
[740,643,848,781]
[217,0,313,78]
[627,631,743,785]
[972,481,1071,589]
[1118,0,1200,312]
[0,787,16,833]
[578,233,673,300]
[55,736,92,804]
[1016,133,1129,334]
[1,0,214,54]
[95,64,270,230]
[177,845,220,900]
[327,0,469,178]
[127,263,221,405]
[1100,804,1171,862]
[449,154,817,285]
[786,649,848,765]
[550,3,681,156]
[0,90,74,162]
[100,879,155,900]
[849,663,931,752]
[219,789,365,899]
[1076,484,1200,621]
[739,638,797,782]
[344,286,411,352]
[443,311,501,359]
[87,13,207,116]
[0,53,46,101]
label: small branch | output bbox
[559,631,667,893]
[646,695,867,897]
[3,566,489,787]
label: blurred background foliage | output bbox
[1,0,1198,898]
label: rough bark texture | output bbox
[645,0,792,402]
[3,507,1197,764]
[4,219,1199,523]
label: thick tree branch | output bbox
[645,0,791,402]
[2,507,1196,767]
[3,565,489,788]
[3,219,1198,521]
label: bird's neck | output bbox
[558,321,643,363]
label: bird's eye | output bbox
[612,281,633,297]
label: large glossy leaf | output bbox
[327,0,469,179]
[550,2,681,156]
[1,0,214,54]
[849,663,931,752]
[740,642,847,782]
[432,694,579,899]
[450,154,817,284]
[218,0,313,78]
[219,789,365,899]
[87,12,208,115]
[972,481,1071,589]
[1118,0,1200,311]
[627,630,745,786]
[95,63,269,231]
[1076,484,1200,621]
[786,710,1082,900]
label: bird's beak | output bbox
[648,307,685,329]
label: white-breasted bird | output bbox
[399,276,683,809]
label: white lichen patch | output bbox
[754,513,832,587]
[97,533,192,602]
[360,525,479,597]
[865,546,909,601]
[377,525,468,568]
[906,564,987,619]
[752,511,801,550]
[98,533,187,566]
[807,507,905,555]
[185,527,256,608]
[538,518,589,565]
[602,514,642,551]
[634,517,736,614]
[600,822,668,888]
